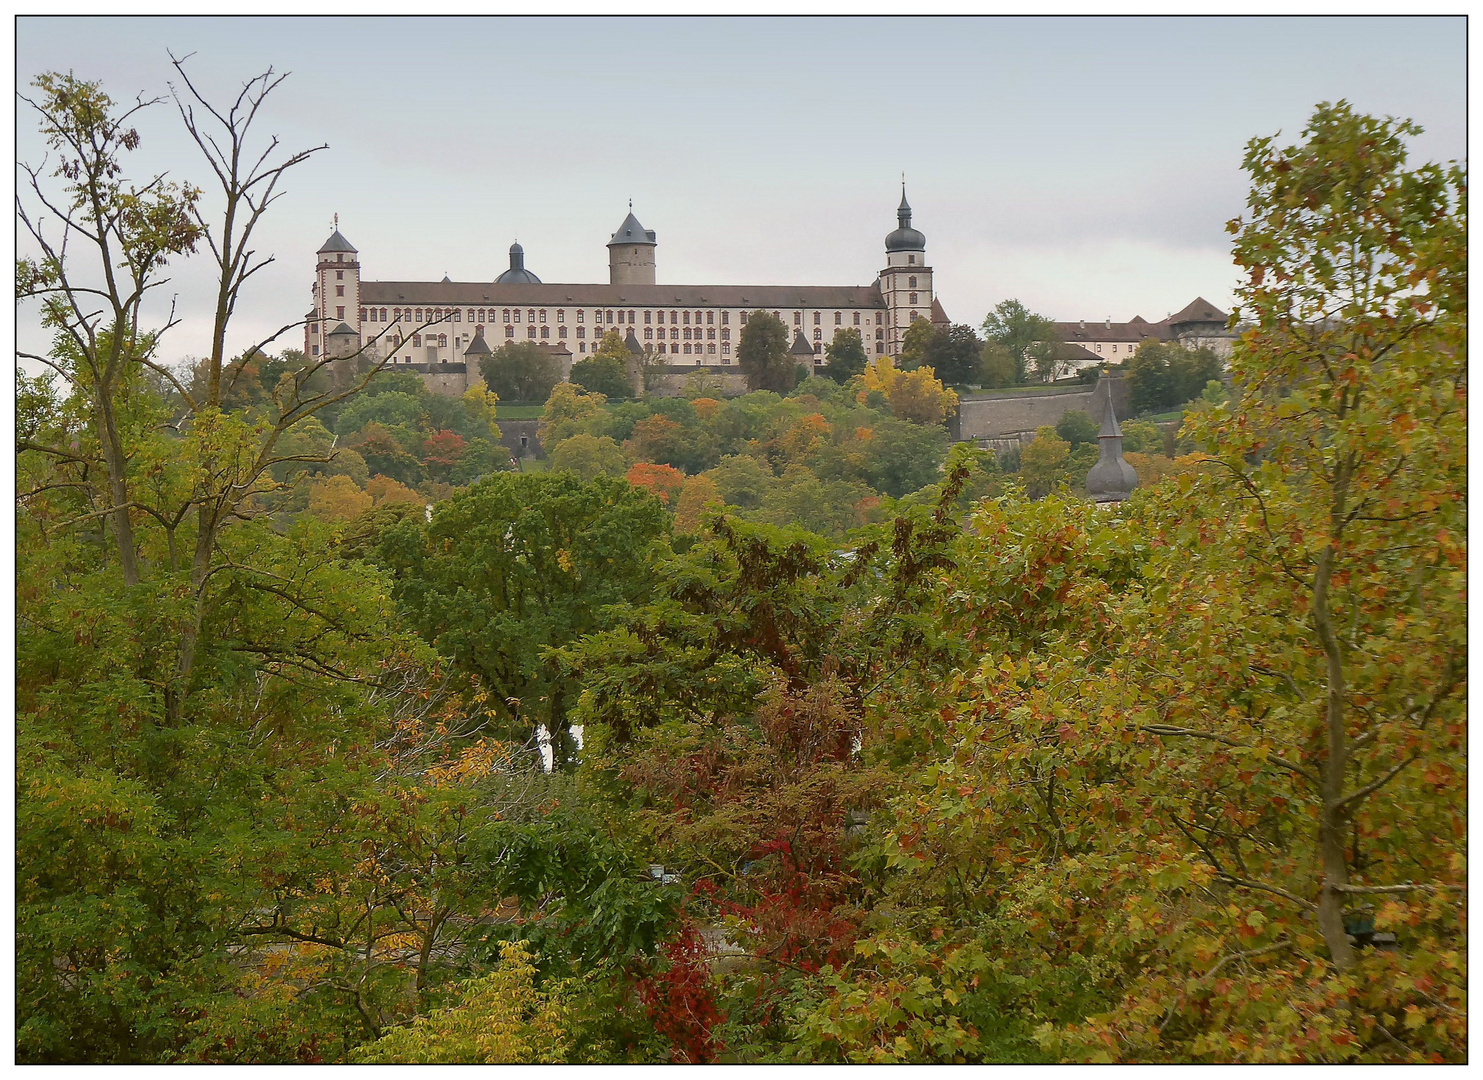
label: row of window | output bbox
[356,306,892,329]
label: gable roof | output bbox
[1168,296,1229,326]
[360,280,888,310]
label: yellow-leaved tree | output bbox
[859,355,958,425]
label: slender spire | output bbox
[1086,391,1137,503]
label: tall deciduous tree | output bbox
[821,327,867,384]
[1201,99,1467,973]
[981,299,1059,384]
[737,311,795,393]
[481,341,562,403]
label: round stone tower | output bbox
[607,206,656,286]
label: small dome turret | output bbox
[495,241,542,284]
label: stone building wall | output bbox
[954,376,1131,442]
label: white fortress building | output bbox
[305,191,949,391]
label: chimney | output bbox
[1105,316,1112,329]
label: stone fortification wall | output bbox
[498,419,544,462]
[641,366,753,399]
[955,376,1130,443]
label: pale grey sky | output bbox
[16,16,1467,368]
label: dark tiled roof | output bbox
[1168,296,1229,326]
[608,211,656,247]
[327,321,357,336]
[930,297,949,326]
[361,280,887,309]
[1055,319,1172,345]
[1050,341,1104,362]
[790,331,814,355]
[463,329,492,356]
[624,329,644,356]
[318,229,357,253]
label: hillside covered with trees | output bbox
[15,61,1466,1065]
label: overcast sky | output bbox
[16,15,1467,368]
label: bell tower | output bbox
[876,185,932,358]
[309,216,360,358]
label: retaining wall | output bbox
[954,376,1130,442]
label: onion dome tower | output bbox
[607,203,657,286]
[496,242,542,284]
[877,183,933,359]
[1086,399,1138,503]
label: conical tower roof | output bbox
[790,331,815,356]
[1086,396,1137,503]
[608,211,656,247]
[464,328,492,357]
[318,229,357,254]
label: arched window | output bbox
[416,308,423,321]
[541,326,550,338]
[528,309,536,323]
[453,310,461,322]
[683,342,692,354]
[606,310,615,323]
[539,310,546,322]
[359,308,366,321]
[380,309,387,322]
[909,293,918,304]
[909,276,917,288]
[576,326,586,339]
[813,328,822,341]
[813,342,822,355]
[721,311,729,325]
[834,312,842,325]
[504,309,511,322]
[707,343,716,354]
[670,327,679,340]
[527,326,537,339]
[740,312,748,325]
[794,312,802,325]
[438,334,448,347]
[682,311,690,325]
[512,309,521,322]
[576,310,584,323]
[557,310,565,322]
[706,311,713,325]
[670,311,678,324]
[505,325,515,338]
[644,327,653,340]
[558,326,568,339]
[720,328,730,341]
[813,312,820,325]
[910,310,918,321]
[722,343,731,355]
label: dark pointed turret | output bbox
[464,328,493,358]
[608,206,657,285]
[790,331,815,357]
[1086,397,1138,503]
[885,184,926,254]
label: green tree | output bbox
[1053,409,1098,449]
[551,433,628,480]
[1126,340,1223,414]
[822,327,867,384]
[897,316,937,369]
[704,453,774,510]
[481,341,562,403]
[924,324,984,386]
[981,300,1059,385]
[571,355,634,399]
[1017,426,1070,497]
[737,311,795,393]
[976,340,1019,388]
[377,472,672,763]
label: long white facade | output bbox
[306,194,946,373]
